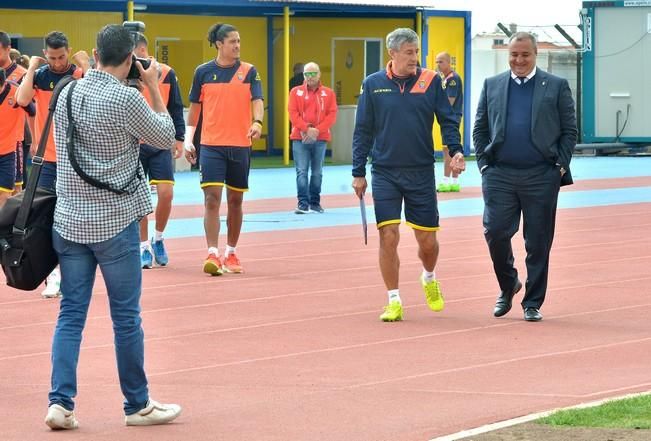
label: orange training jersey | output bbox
[33,64,83,162]
[188,60,263,147]
[0,82,23,154]
[141,63,172,108]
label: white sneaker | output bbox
[125,399,182,426]
[42,268,62,298]
[45,404,79,430]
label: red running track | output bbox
[1,201,651,440]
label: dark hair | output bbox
[0,68,6,87]
[135,32,148,48]
[509,32,538,51]
[44,31,69,50]
[207,23,237,47]
[96,24,134,67]
[0,31,10,49]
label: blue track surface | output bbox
[156,156,651,238]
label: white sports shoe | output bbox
[45,404,79,430]
[125,399,182,426]
[42,268,62,298]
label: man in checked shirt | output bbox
[43,25,181,430]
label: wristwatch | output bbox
[556,163,566,175]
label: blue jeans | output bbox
[292,140,326,207]
[37,161,57,190]
[49,221,149,415]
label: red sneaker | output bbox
[223,253,243,273]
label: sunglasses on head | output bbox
[303,72,318,77]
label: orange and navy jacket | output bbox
[4,62,28,143]
[352,62,462,177]
[0,81,35,155]
[140,63,185,142]
[288,82,337,142]
[32,64,83,162]
[189,60,263,147]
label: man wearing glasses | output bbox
[288,62,337,213]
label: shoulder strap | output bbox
[12,75,76,236]
[65,83,140,195]
[0,83,10,106]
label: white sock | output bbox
[442,176,451,185]
[208,247,219,256]
[225,245,236,257]
[154,230,164,242]
[452,177,459,185]
[140,240,150,250]
[422,269,436,282]
[388,289,402,304]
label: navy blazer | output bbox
[472,69,577,186]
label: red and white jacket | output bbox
[288,82,337,142]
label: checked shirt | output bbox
[53,69,175,244]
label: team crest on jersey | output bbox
[448,80,456,87]
[297,89,304,97]
[8,98,14,106]
[418,80,426,89]
[321,90,327,96]
[237,71,244,80]
[212,74,217,81]
[50,81,55,89]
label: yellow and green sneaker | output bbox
[436,183,451,192]
[380,300,403,322]
[449,183,461,192]
[421,276,444,312]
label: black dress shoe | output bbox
[524,307,543,322]
[493,279,523,317]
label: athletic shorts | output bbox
[15,142,23,186]
[0,152,16,193]
[139,144,174,185]
[371,166,440,231]
[37,161,57,191]
[199,146,251,192]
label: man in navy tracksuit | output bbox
[352,28,465,322]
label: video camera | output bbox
[122,20,151,80]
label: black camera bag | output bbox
[0,75,75,290]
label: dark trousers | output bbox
[481,163,561,309]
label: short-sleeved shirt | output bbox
[441,70,463,118]
[189,60,263,147]
[33,64,83,162]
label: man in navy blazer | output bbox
[473,32,577,322]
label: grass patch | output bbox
[538,394,651,429]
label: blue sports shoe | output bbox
[151,238,169,266]
[141,246,153,269]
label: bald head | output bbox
[435,51,452,75]
[303,61,321,89]
[304,62,320,73]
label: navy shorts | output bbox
[37,161,57,191]
[371,166,440,231]
[15,142,23,186]
[0,152,16,193]
[199,146,251,192]
[140,144,174,185]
